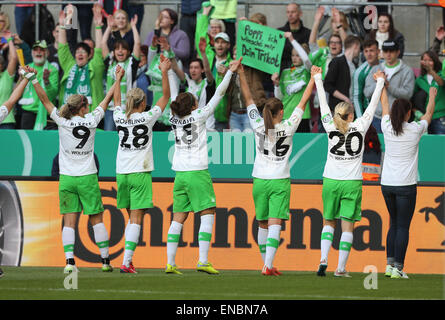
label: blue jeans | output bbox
[372,117,382,133]
[15,6,34,36]
[381,184,417,266]
[104,109,116,131]
[428,117,445,135]
[229,111,251,132]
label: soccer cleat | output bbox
[64,264,78,273]
[334,269,352,278]
[165,264,182,275]
[129,261,137,273]
[317,263,328,277]
[385,265,393,277]
[262,265,281,276]
[391,268,409,279]
[120,264,137,273]
[197,261,219,274]
[102,264,113,272]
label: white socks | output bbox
[338,232,353,272]
[167,221,183,266]
[198,214,214,264]
[265,224,281,269]
[92,222,110,259]
[320,225,334,264]
[257,227,268,263]
[122,223,141,267]
[62,226,75,260]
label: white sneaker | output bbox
[391,268,409,279]
[385,265,393,277]
[334,269,352,278]
[64,264,79,273]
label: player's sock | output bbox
[265,224,281,269]
[92,223,110,259]
[167,221,183,266]
[122,223,140,267]
[387,257,395,267]
[257,227,268,263]
[62,226,75,260]
[198,214,214,264]
[337,232,353,271]
[320,225,334,264]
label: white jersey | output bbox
[381,115,428,186]
[50,106,104,176]
[170,70,233,171]
[114,105,162,174]
[0,105,8,123]
[248,104,303,179]
[315,74,385,180]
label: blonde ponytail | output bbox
[125,88,145,119]
[333,102,354,134]
[60,94,87,119]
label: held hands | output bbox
[229,56,243,73]
[310,65,322,79]
[429,86,438,100]
[373,70,386,81]
[115,65,125,80]
[159,54,172,72]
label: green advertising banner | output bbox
[236,20,285,75]
[0,130,444,183]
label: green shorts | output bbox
[252,178,290,221]
[173,170,216,213]
[59,174,104,215]
[116,172,153,210]
[322,177,362,222]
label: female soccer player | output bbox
[165,57,242,275]
[380,85,437,279]
[114,55,171,273]
[240,61,319,275]
[314,68,386,277]
[25,65,121,273]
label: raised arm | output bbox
[113,65,124,108]
[309,6,324,46]
[199,37,214,83]
[313,69,332,120]
[2,70,30,112]
[101,15,114,58]
[4,31,17,76]
[156,55,172,112]
[285,32,311,71]
[363,70,386,120]
[26,67,56,114]
[238,59,254,107]
[380,86,390,117]
[58,9,68,45]
[98,71,122,112]
[169,56,185,82]
[420,87,437,124]
[131,15,141,60]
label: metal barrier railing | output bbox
[0,0,440,57]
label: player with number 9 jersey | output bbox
[313,69,385,278]
[27,64,121,273]
[113,56,171,273]
[240,64,318,276]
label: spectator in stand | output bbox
[101,14,141,131]
[135,45,152,108]
[47,24,62,79]
[352,39,380,118]
[58,4,105,113]
[18,40,58,130]
[0,31,18,130]
[62,0,94,51]
[195,3,225,72]
[364,13,405,59]
[323,35,361,114]
[105,9,135,54]
[209,0,237,49]
[278,3,311,71]
[412,51,445,134]
[362,125,382,182]
[180,0,205,63]
[364,40,415,133]
[144,8,190,68]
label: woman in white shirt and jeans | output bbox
[380,84,437,279]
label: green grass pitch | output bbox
[0,267,443,300]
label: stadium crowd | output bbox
[0,0,443,135]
